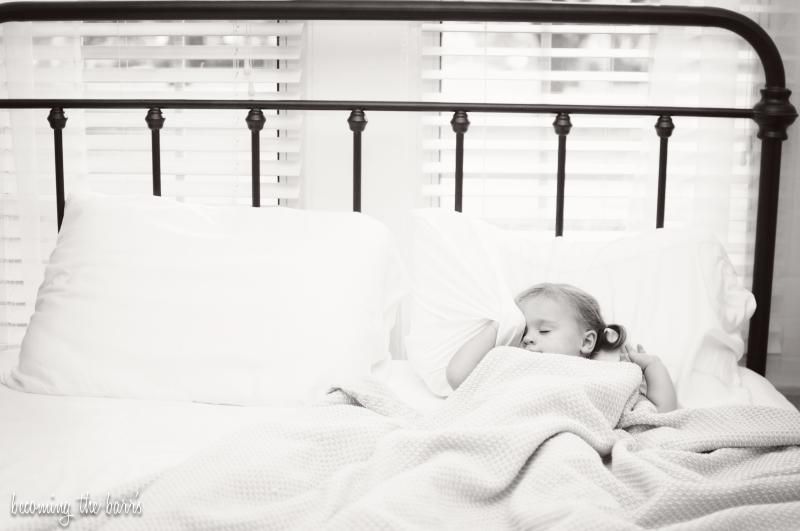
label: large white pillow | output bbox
[3,192,408,405]
[405,209,756,408]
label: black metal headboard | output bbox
[0,0,796,376]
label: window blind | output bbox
[421,18,668,235]
[421,0,782,352]
[0,19,304,349]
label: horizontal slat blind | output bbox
[0,29,17,349]
[421,0,774,350]
[0,19,304,350]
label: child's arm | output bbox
[626,345,678,413]
[446,321,499,390]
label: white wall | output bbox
[767,122,800,391]
[302,20,424,250]
[302,21,426,359]
[761,6,800,391]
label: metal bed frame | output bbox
[0,0,796,377]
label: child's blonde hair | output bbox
[515,282,626,355]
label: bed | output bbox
[1,1,800,529]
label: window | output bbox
[0,19,304,349]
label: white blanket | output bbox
[10,347,800,530]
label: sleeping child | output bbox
[446,282,678,413]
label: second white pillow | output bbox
[405,209,756,408]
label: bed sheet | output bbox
[0,348,443,530]
[738,363,798,410]
[0,351,294,528]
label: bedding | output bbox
[2,191,408,406]
[405,209,756,409]
[0,346,792,528]
[0,348,296,529]
[7,347,799,530]
[0,348,438,530]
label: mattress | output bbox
[0,347,792,529]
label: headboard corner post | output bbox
[748,86,797,376]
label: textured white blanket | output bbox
[12,348,800,530]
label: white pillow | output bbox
[405,209,756,408]
[3,192,408,405]
[404,210,525,396]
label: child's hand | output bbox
[620,343,659,370]
[622,343,678,413]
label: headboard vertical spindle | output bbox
[450,110,469,212]
[347,109,367,213]
[46,107,67,230]
[246,108,266,208]
[654,115,674,229]
[553,112,572,237]
[145,107,165,197]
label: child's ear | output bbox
[580,330,597,355]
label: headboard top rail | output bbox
[0,0,788,88]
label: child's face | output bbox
[517,294,596,357]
